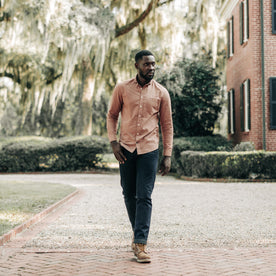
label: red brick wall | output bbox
[226,0,276,150]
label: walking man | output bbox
[107,50,173,263]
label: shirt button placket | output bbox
[137,88,143,139]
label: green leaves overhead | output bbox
[157,58,222,137]
[0,0,225,137]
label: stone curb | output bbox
[180,175,276,183]
[0,189,80,246]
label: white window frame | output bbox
[243,0,248,43]
[229,17,234,56]
[230,89,235,134]
[270,77,276,129]
[244,80,249,132]
[273,0,276,34]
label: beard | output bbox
[140,70,155,82]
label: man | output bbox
[106,50,173,263]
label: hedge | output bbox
[178,151,276,179]
[159,135,233,172]
[0,136,111,172]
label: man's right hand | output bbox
[110,141,127,164]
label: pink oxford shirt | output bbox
[107,77,173,156]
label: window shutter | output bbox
[232,16,234,54]
[246,0,249,39]
[227,21,230,58]
[240,2,244,44]
[273,0,276,34]
[228,90,235,134]
[240,83,244,131]
[228,91,231,133]
[270,77,276,129]
[247,79,251,130]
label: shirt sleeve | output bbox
[106,84,123,142]
[159,89,174,156]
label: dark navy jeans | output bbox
[119,148,159,245]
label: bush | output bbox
[178,151,276,179]
[159,135,232,172]
[0,136,111,172]
[157,58,223,136]
[233,142,255,151]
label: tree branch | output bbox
[0,71,15,80]
[157,0,174,7]
[46,73,63,84]
[0,12,11,22]
[0,71,62,87]
[0,71,33,89]
[115,0,160,38]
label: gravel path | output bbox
[1,173,275,250]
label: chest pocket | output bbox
[143,97,161,115]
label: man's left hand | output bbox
[159,156,171,176]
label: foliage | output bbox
[91,94,110,136]
[233,142,255,151]
[0,136,111,172]
[178,151,276,179]
[0,0,226,137]
[157,58,223,137]
[0,136,53,149]
[159,135,232,172]
[0,0,115,136]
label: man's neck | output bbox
[136,75,150,87]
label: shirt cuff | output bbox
[163,148,172,157]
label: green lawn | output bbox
[0,180,76,236]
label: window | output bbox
[270,77,276,129]
[273,0,276,34]
[228,89,235,134]
[240,0,249,44]
[227,16,234,57]
[240,79,251,132]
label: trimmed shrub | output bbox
[0,136,111,172]
[178,151,276,179]
[233,142,255,151]
[159,135,232,172]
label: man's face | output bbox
[135,55,156,82]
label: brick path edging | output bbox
[0,189,80,246]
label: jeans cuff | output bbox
[134,238,147,245]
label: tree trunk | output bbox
[81,59,95,136]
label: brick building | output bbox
[221,0,276,150]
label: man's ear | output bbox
[135,63,138,69]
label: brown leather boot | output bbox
[131,233,135,252]
[134,243,151,263]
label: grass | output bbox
[0,180,76,236]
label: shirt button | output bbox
[137,133,139,135]
[140,105,142,108]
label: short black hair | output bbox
[135,50,154,62]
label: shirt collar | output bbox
[135,75,153,87]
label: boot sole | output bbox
[135,256,151,263]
